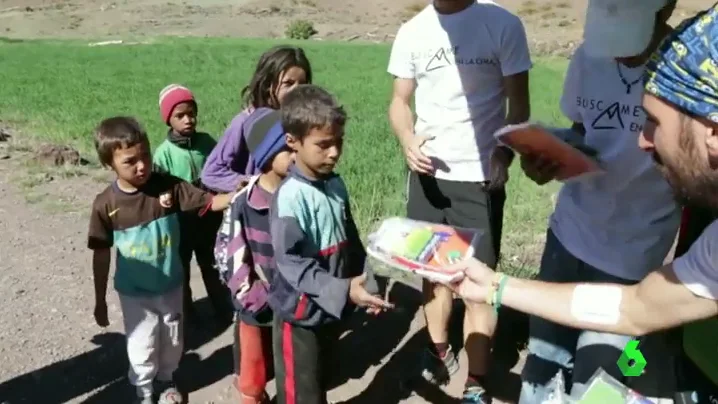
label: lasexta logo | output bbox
[617,339,647,377]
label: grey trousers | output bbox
[119,286,184,398]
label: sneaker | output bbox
[135,384,154,404]
[461,386,491,404]
[420,346,460,385]
[156,380,183,404]
[134,397,154,404]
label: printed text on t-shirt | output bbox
[411,46,499,72]
[576,97,645,133]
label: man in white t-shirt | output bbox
[450,4,718,402]
[387,1,531,402]
[502,0,681,402]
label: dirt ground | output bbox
[0,1,706,403]
[0,133,527,404]
[0,0,710,54]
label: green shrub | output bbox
[285,19,317,40]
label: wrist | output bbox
[486,272,509,313]
[348,276,359,292]
[397,131,414,147]
[347,277,360,303]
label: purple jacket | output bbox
[201,109,260,193]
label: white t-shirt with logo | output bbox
[674,219,718,300]
[387,1,532,182]
[550,45,680,281]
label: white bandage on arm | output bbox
[569,284,623,325]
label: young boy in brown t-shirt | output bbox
[87,116,233,404]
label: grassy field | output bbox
[0,37,567,275]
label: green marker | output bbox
[447,250,462,264]
[617,339,647,377]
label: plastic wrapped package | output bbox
[366,217,483,284]
[540,369,657,404]
[576,369,655,403]
[541,370,576,404]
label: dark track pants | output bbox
[272,316,342,404]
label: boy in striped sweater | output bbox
[215,108,295,404]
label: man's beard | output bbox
[654,132,718,210]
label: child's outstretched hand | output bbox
[349,273,394,314]
[94,301,109,327]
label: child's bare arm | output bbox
[209,192,236,211]
[93,248,111,303]
[173,177,236,213]
[87,197,113,326]
[92,248,111,327]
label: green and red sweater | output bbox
[153,130,217,187]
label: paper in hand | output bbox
[494,122,603,181]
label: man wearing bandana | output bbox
[516,0,680,402]
[451,4,718,402]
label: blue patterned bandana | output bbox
[645,5,718,123]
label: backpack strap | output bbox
[217,174,270,290]
[254,264,270,285]
[215,178,258,281]
[239,174,261,195]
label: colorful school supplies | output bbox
[366,217,480,284]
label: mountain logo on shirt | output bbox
[591,101,625,130]
[426,47,453,72]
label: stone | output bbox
[34,144,83,166]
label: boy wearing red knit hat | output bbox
[154,84,233,327]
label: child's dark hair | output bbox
[241,45,313,109]
[281,84,347,140]
[94,116,149,167]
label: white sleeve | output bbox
[673,219,718,300]
[559,47,583,123]
[498,15,533,77]
[387,24,415,79]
